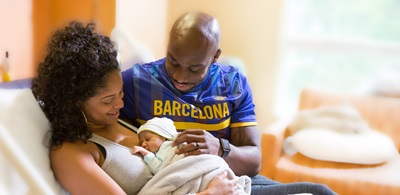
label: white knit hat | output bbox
[137,117,177,140]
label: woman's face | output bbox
[138,131,166,153]
[82,70,124,126]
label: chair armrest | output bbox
[0,125,56,194]
[259,117,292,178]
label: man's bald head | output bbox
[170,11,220,52]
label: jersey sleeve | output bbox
[120,66,136,121]
[230,73,258,128]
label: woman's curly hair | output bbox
[31,21,120,149]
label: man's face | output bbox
[165,34,218,93]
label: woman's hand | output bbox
[197,171,238,195]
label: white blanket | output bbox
[138,154,251,195]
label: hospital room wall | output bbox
[166,1,283,128]
[118,1,283,128]
[0,0,282,128]
[0,0,116,81]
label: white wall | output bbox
[115,0,168,62]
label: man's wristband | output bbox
[219,138,231,158]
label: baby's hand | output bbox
[132,146,150,157]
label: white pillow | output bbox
[284,128,398,165]
[0,89,66,194]
[288,103,370,135]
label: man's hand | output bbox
[173,129,221,156]
[173,126,262,176]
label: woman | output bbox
[31,21,237,194]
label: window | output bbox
[276,0,400,116]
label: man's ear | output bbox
[212,49,222,63]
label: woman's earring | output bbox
[80,110,88,123]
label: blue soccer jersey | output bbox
[121,58,257,138]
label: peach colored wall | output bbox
[48,0,115,36]
[0,0,33,81]
[167,1,283,129]
[32,0,115,73]
[0,0,116,82]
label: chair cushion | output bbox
[284,103,398,164]
[284,128,398,164]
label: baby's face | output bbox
[138,131,166,153]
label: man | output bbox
[121,11,337,195]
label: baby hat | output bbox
[137,117,177,140]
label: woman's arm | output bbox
[50,141,126,195]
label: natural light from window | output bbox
[275,0,400,116]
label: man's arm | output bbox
[224,125,261,176]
